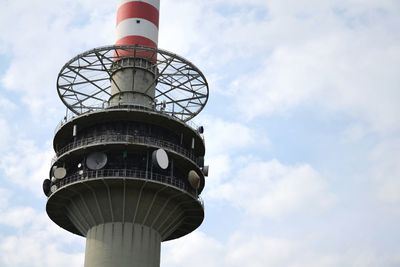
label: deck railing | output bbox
[55,105,201,134]
[53,134,199,165]
[51,168,202,203]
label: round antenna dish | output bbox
[43,179,51,196]
[197,126,204,134]
[152,149,169,170]
[53,167,67,179]
[197,156,205,167]
[201,165,209,177]
[86,152,108,170]
[50,185,58,193]
[188,170,201,189]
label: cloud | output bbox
[233,30,398,130]
[0,234,83,267]
[0,0,115,118]
[197,117,333,219]
[225,234,326,267]
[162,232,224,267]
[159,0,400,136]
[0,187,11,208]
[202,117,262,156]
[165,0,399,134]
[0,215,84,267]
[162,231,400,267]
[369,138,400,204]
[0,185,84,267]
[207,159,334,218]
[0,118,12,152]
[0,139,53,197]
[0,207,37,229]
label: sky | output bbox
[0,0,399,266]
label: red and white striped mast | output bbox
[116,0,160,50]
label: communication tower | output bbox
[43,1,209,266]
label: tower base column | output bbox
[84,222,161,267]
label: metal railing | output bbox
[51,169,200,201]
[55,105,200,134]
[53,134,199,164]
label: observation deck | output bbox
[45,44,209,266]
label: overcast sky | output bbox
[0,0,400,266]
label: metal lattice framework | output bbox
[57,45,209,122]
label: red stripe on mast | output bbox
[116,35,157,48]
[116,36,157,61]
[117,1,159,27]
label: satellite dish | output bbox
[42,179,51,196]
[197,156,204,167]
[50,185,58,193]
[188,170,200,189]
[86,152,108,170]
[53,167,67,179]
[152,149,169,170]
[201,165,209,177]
[197,126,204,134]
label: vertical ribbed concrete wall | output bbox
[85,223,161,267]
[47,178,204,266]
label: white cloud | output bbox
[0,207,37,228]
[369,138,400,204]
[0,187,84,267]
[0,187,11,208]
[340,123,370,143]
[162,231,400,267]
[0,139,53,196]
[0,95,17,112]
[208,159,334,218]
[0,118,12,152]
[230,27,399,131]
[0,0,115,118]
[199,117,270,201]
[167,0,399,134]
[226,235,299,267]
[203,117,262,156]
[0,235,83,267]
[162,232,224,267]
[0,213,83,267]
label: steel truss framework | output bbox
[57,45,209,122]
